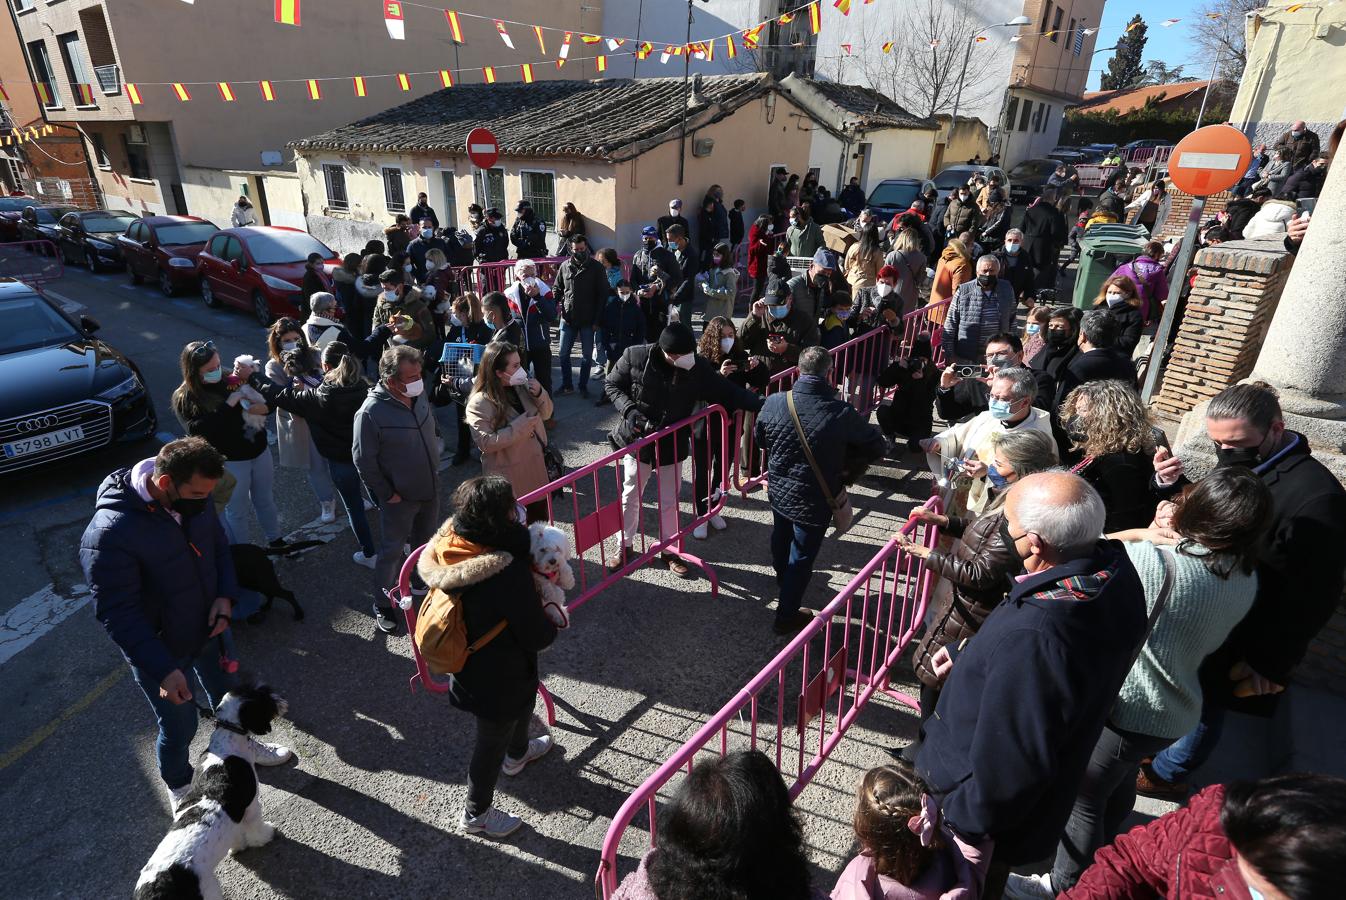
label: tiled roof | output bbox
[291,73,776,160]
[799,79,936,130]
[1075,81,1212,115]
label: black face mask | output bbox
[572,248,591,262]
[998,516,1023,564]
[1046,329,1072,348]
[169,490,210,518]
[812,274,830,290]
[1214,445,1262,469]
[977,274,997,289]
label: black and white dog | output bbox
[133,685,288,900]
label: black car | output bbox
[0,279,156,475]
[1007,158,1078,205]
[865,178,936,223]
[56,209,140,272]
[17,205,79,254]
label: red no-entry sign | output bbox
[1168,124,1253,197]
[466,127,500,169]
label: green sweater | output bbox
[1112,541,1257,739]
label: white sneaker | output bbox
[319,500,337,523]
[692,523,709,540]
[709,514,727,531]
[1003,872,1056,900]
[460,806,523,838]
[352,550,377,569]
[167,783,192,816]
[252,741,294,767]
[501,734,553,776]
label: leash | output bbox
[191,698,248,735]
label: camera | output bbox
[954,364,987,379]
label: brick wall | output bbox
[1152,238,1292,419]
[1154,188,1232,241]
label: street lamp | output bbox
[948,16,1031,146]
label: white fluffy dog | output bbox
[529,522,574,629]
[134,685,288,900]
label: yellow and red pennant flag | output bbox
[1126,20,1143,32]
[384,1,405,40]
[559,32,572,59]
[881,40,893,53]
[1285,3,1304,10]
[397,73,411,91]
[580,34,601,44]
[637,41,653,60]
[34,82,52,105]
[439,69,454,88]
[606,37,625,51]
[533,25,546,54]
[742,25,764,49]
[353,76,367,97]
[521,63,534,83]
[216,82,236,102]
[126,83,143,104]
[975,35,989,42]
[840,43,852,54]
[306,79,322,100]
[76,83,95,105]
[445,10,464,43]
[780,12,794,23]
[274,0,300,26]
[482,67,496,84]
[809,3,822,34]
[835,0,852,15]
[596,55,606,72]
[494,20,514,50]
[259,80,276,101]
[0,83,9,102]
[725,35,736,59]
[172,82,192,102]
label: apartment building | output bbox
[5,0,603,226]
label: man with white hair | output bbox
[503,258,558,402]
[915,471,1146,899]
[943,254,1017,363]
[994,227,1034,302]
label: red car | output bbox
[119,215,220,297]
[0,195,36,242]
[196,226,337,325]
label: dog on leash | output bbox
[528,523,574,629]
[133,685,289,900]
[228,542,321,624]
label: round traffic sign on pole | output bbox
[466,127,500,170]
[1167,124,1253,197]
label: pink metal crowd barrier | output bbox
[594,498,945,897]
[0,240,64,289]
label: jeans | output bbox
[465,712,532,817]
[769,509,828,624]
[558,321,595,390]
[526,344,553,399]
[129,632,240,788]
[328,460,376,557]
[372,497,440,609]
[620,456,683,547]
[224,453,281,544]
[1051,723,1173,892]
[303,434,335,504]
[1150,701,1227,783]
[450,402,473,460]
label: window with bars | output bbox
[323,164,348,212]
[382,166,405,214]
[472,167,505,214]
[520,171,555,229]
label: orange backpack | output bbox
[415,589,505,675]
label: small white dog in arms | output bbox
[134,685,292,900]
[529,522,574,629]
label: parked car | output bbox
[18,205,79,253]
[0,279,156,475]
[197,226,338,325]
[1123,139,1169,152]
[1007,159,1078,205]
[1046,147,1089,164]
[926,164,1011,204]
[1076,143,1117,163]
[120,215,220,297]
[0,196,37,242]
[865,177,937,223]
[55,210,140,272]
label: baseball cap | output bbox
[668,198,682,209]
[641,225,659,238]
[765,277,790,304]
[515,200,531,212]
[812,248,838,270]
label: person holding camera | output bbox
[936,333,1025,424]
[875,333,941,454]
[265,319,337,523]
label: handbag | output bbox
[785,390,854,532]
[536,433,565,484]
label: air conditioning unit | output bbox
[692,138,715,157]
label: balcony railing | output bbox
[93,65,121,95]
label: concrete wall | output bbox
[1010,0,1105,99]
[83,122,169,215]
[932,117,992,176]
[808,126,938,196]
[1232,4,1346,148]
[999,89,1067,168]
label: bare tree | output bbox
[1189,0,1261,81]
[1138,60,1198,86]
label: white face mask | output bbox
[1106,292,1127,307]
[402,378,424,397]
[719,337,734,353]
[281,340,300,352]
[403,264,413,274]
[765,223,774,234]
[450,314,463,327]
[876,282,894,297]
[1005,242,1021,254]
[618,292,633,302]
[382,289,398,302]
[507,367,530,386]
[668,352,695,370]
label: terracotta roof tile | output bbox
[1074,81,1212,115]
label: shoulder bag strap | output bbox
[1128,545,1177,671]
[785,390,841,513]
[468,620,508,655]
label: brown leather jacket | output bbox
[912,498,1019,688]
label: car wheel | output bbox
[201,276,220,308]
[252,291,273,327]
[127,262,143,285]
[86,248,101,273]
[159,269,176,297]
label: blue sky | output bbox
[1085,1,1210,90]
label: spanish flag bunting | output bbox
[172,82,191,102]
[384,1,405,40]
[780,13,795,23]
[1206,12,1223,18]
[43,124,52,135]
[483,66,496,84]
[691,41,706,60]
[929,38,941,48]
[217,82,236,102]
[0,83,8,102]
[975,35,989,42]
[556,56,566,69]
[809,2,822,34]
[638,41,653,60]
[834,0,851,15]
[705,38,714,61]
[1010,34,1022,42]
[580,34,601,44]
[840,43,851,54]
[534,25,546,54]
[596,55,606,73]
[1126,20,1143,32]
[606,37,625,51]
[881,40,893,53]
[724,35,736,59]
[34,82,51,105]
[494,20,514,49]
[559,32,572,59]
[396,73,411,91]
[1082,28,1098,35]
[521,63,534,83]
[307,78,322,100]
[127,83,143,104]
[76,82,95,105]
[742,25,764,48]
[259,80,276,101]
[659,46,673,64]
[445,10,464,43]
[1285,3,1304,10]
[274,0,300,26]
[353,76,367,97]
[439,69,454,88]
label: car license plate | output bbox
[3,426,85,458]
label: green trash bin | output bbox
[1072,224,1151,309]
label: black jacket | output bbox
[474,222,509,263]
[754,376,885,528]
[1224,198,1261,240]
[739,307,820,366]
[1097,302,1144,356]
[935,377,990,423]
[249,376,369,464]
[408,203,439,229]
[1054,348,1136,410]
[1075,450,1159,533]
[656,214,690,242]
[510,214,548,258]
[302,320,390,360]
[407,234,447,282]
[605,343,763,464]
[175,386,267,462]
[667,246,699,311]
[994,248,1034,299]
[554,255,609,328]
[729,208,745,246]
[1021,201,1067,272]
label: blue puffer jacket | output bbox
[755,376,886,527]
[79,466,239,684]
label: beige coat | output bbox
[466,385,556,498]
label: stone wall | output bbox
[1152,238,1292,420]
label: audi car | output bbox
[17,204,80,253]
[55,209,140,272]
[197,226,338,325]
[120,215,219,297]
[0,279,156,475]
[0,195,36,241]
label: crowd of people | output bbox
[78,144,1346,898]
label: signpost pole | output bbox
[1140,196,1205,402]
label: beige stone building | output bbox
[290,73,818,256]
[5,0,602,226]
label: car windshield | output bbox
[1010,160,1057,179]
[154,222,219,246]
[932,168,976,189]
[0,198,32,213]
[83,214,139,234]
[243,231,332,264]
[867,182,920,209]
[0,295,79,353]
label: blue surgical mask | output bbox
[768,305,790,319]
[1026,323,1040,335]
[202,368,223,384]
[988,398,1015,420]
[987,465,1009,489]
[484,318,497,331]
